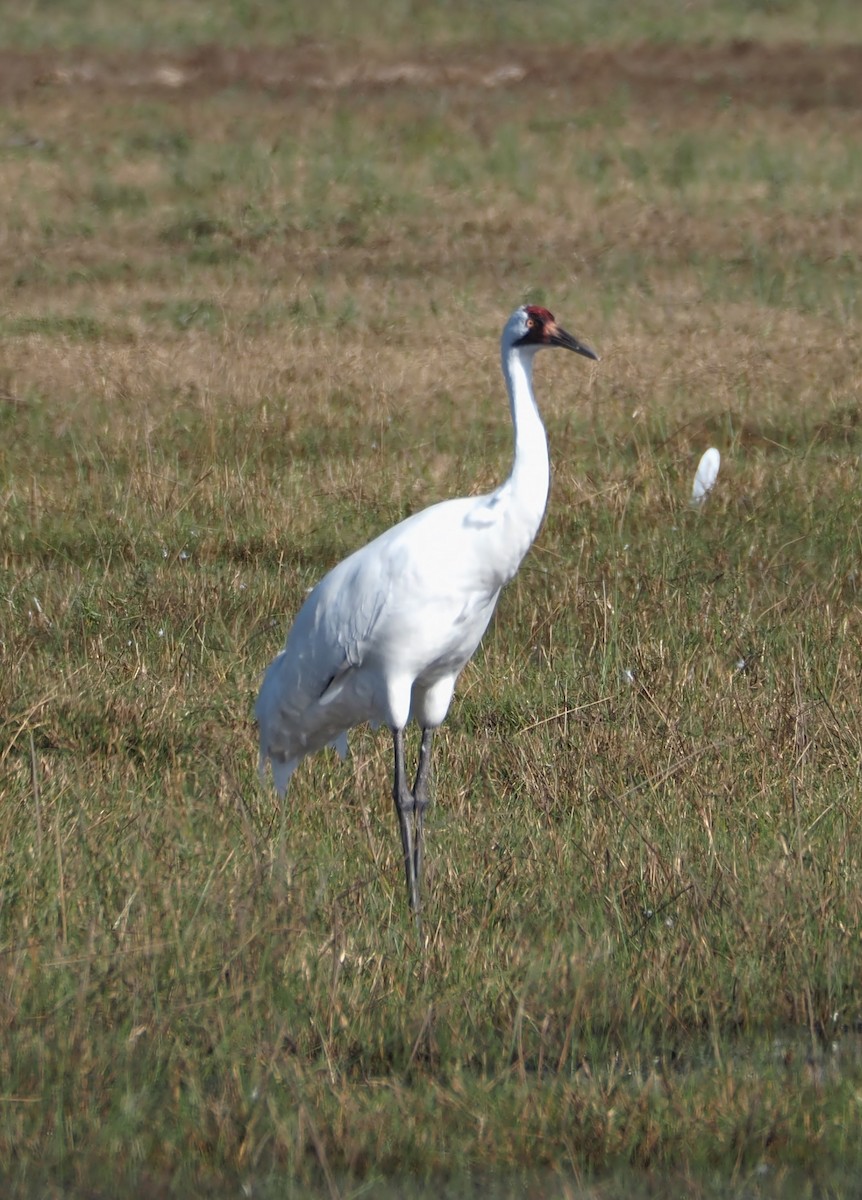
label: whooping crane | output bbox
[256,305,599,925]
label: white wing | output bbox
[256,488,522,793]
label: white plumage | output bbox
[691,447,721,506]
[256,304,598,921]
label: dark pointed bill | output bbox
[548,323,599,361]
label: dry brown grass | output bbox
[2,30,862,1200]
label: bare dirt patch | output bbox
[1,40,862,112]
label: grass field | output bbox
[3,2,862,1197]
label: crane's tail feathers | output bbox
[258,748,298,800]
[330,731,349,760]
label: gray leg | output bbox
[392,728,420,920]
[411,728,434,909]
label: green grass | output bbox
[1,0,861,48]
[3,6,862,1197]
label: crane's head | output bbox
[505,305,598,361]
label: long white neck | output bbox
[498,341,551,552]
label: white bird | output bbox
[256,305,598,922]
[691,447,721,506]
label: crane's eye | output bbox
[526,317,534,329]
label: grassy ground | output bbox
[1,0,861,50]
[3,3,862,1197]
